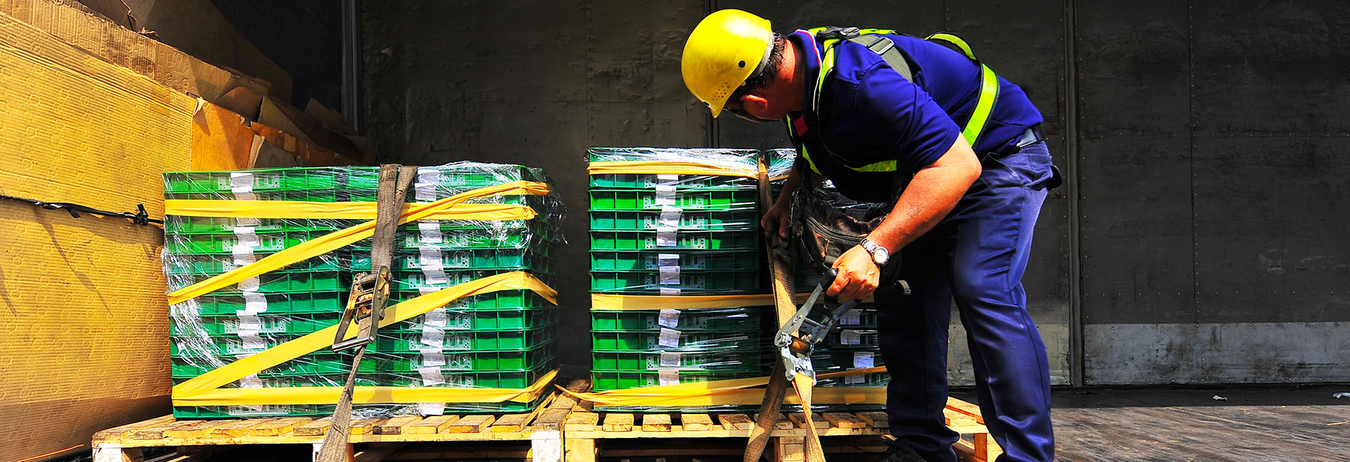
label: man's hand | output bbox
[827,244,880,300]
[760,201,791,241]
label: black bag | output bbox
[790,182,907,294]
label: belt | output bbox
[1013,125,1044,149]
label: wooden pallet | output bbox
[562,398,1000,462]
[91,390,574,462]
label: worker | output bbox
[682,10,1058,462]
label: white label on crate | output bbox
[236,216,261,227]
[840,329,862,346]
[658,253,680,267]
[418,286,440,295]
[658,309,680,329]
[422,353,447,367]
[238,277,260,292]
[841,310,862,326]
[418,221,444,244]
[845,374,866,385]
[656,173,679,185]
[656,227,677,247]
[424,309,448,328]
[242,292,268,313]
[422,266,448,287]
[659,207,682,228]
[233,253,258,268]
[659,265,680,286]
[418,402,446,416]
[416,167,441,202]
[230,172,257,200]
[654,185,677,207]
[419,330,445,350]
[419,247,444,269]
[659,287,681,296]
[241,333,266,351]
[659,351,681,367]
[658,328,680,348]
[658,369,679,386]
[239,374,263,389]
[854,351,875,369]
[235,313,263,331]
[418,367,446,386]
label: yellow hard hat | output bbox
[681,9,773,118]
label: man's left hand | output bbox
[826,245,880,300]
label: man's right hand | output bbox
[761,201,791,241]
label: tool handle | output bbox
[819,266,839,290]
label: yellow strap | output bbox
[171,272,556,402]
[926,33,977,60]
[962,64,999,145]
[591,293,786,310]
[165,200,538,221]
[175,369,558,406]
[559,367,888,407]
[165,181,551,306]
[586,161,758,179]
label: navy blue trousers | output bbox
[875,141,1056,462]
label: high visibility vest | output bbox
[786,28,1000,203]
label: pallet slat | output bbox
[350,418,384,436]
[294,417,334,436]
[164,420,239,438]
[448,415,495,434]
[377,416,423,435]
[680,414,713,431]
[856,412,889,429]
[821,413,867,429]
[250,417,312,436]
[565,412,600,432]
[716,414,753,431]
[642,414,671,432]
[787,413,829,430]
[408,415,460,434]
[602,413,634,432]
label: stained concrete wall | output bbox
[361,1,1349,385]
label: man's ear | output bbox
[741,94,770,115]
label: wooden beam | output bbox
[376,417,422,435]
[716,414,754,431]
[406,415,459,435]
[447,415,495,434]
[945,398,985,424]
[680,414,713,431]
[787,413,829,430]
[821,413,868,430]
[855,412,889,429]
[564,413,600,432]
[250,417,312,436]
[294,418,334,437]
[641,414,671,432]
[601,414,634,432]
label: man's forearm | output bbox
[867,138,982,252]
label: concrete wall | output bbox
[361,1,1349,385]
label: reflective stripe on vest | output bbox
[796,29,1000,174]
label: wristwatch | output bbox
[859,237,890,267]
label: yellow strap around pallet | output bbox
[586,161,759,179]
[164,181,551,306]
[591,293,783,310]
[165,200,538,221]
[558,367,889,407]
[171,271,557,405]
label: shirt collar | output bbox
[788,29,823,118]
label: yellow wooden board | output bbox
[0,6,196,461]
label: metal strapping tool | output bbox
[774,266,859,384]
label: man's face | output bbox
[724,94,782,123]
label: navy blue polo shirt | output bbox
[789,29,1043,176]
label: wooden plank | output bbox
[642,414,671,432]
[564,412,600,432]
[210,419,276,437]
[680,414,713,431]
[564,437,596,462]
[163,420,239,438]
[250,417,312,436]
[787,413,829,430]
[762,413,794,430]
[406,415,460,435]
[946,398,985,424]
[490,413,533,433]
[375,416,421,435]
[349,418,384,436]
[601,413,634,432]
[856,412,890,429]
[532,408,572,431]
[132,420,199,440]
[716,413,754,431]
[822,413,868,430]
[93,416,177,442]
[447,415,495,434]
[294,418,334,437]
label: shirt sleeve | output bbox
[849,61,962,173]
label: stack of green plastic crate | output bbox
[163,163,561,418]
[587,148,769,396]
[765,148,891,392]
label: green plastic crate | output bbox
[169,313,342,337]
[587,173,757,191]
[590,308,762,332]
[836,307,878,329]
[164,189,381,203]
[163,215,345,235]
[588,189,758,211]
[163,168,381,195]
[588,230,759,251]
[590,331,761,352]
[591,350,763,373]
[826,329,880,349]
[167,270,348,294]
[585,147,760,164]
[348,225,553,252]
[183,291,347,316]
[171,334,311,357]
[351,250,552,273]
[171,391,550,418]
[810,349,886,373]
[588,210,759,231]
[392,308,558,332]
[391,269,554,294]
[367,342,556,373]
[163,253,344,276]
[371,326,556,353]
[816,371,891,388]
[170,353,361,378]
[589,250,761,272]
[590,370,753,392]
[163,230,332,255]
[370,367,554,389]
[589,270,761,294]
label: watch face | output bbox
[873,248,889,265]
